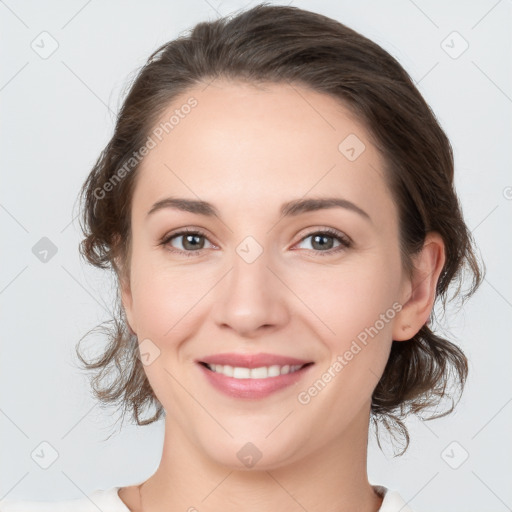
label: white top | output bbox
[0,485,413,511]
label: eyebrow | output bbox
[146,196,371,222]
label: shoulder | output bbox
[375,485,414,512]
[1,485,412,512]
[0,488,130,512]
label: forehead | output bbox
[133,79,394,222]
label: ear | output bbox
[115,253,137,336]
[120,273,137,336]
[393,232,445,341]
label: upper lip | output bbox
[197,352,313,368]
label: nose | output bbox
[211,250,290,338]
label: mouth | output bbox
[199,361,312,379]
[196,353,314,399]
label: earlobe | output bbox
[393,232,445,341]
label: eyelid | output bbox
[159,227,217,255]
[292,226,352,246]
[160,226,352,257]
[290,227,352,256]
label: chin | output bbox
[197,431,304,472]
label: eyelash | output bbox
[159,227,352,258]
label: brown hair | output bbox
[76,3,483,452]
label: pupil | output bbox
[184,234,203,250]
[313,234,332,250]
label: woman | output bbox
[1,3,482,511]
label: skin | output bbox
[117,79,445,512]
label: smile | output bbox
[197,354,314,399]
[203,363,306,379]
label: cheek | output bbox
[128,245,225,349]
[290,253,401,340]
[131,266,201,340]
[289,254,401,396]
[128,260,207,405]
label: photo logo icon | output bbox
[338,134,366,161]
[31,441,59,469]
[31,31,59,60]
[236,236,264,264]
[441,31,469,59]
[237,442,262,468]
[441,440,469,469]
[138,338,161,366]
[32,237,58,263]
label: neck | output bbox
[137,409,382,512]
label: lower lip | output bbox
[198,363,313,399]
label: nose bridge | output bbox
[211,238,289,336]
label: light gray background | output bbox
[1,1,511,511]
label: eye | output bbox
[294,228,351,256]
[160,228,215,257]
[159,227,352,258]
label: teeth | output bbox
[233,366,250,379]
[207,364,304,379]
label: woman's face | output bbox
[122,80,411,468]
